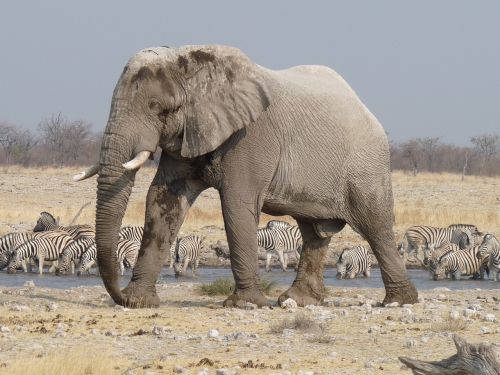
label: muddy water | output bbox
[0,267,498,291]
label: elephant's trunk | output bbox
[95,134,136,306]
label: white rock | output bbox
[368,325,380,333]
[152,325,170,336]
[46,303,58,312]
[173,366,185,374]
[449,310,460,320]
[433,287,450,292]
[385,302,399,308]
[297,372,315,375]
[56,323,68,331]
[216,369,237,375]
[197,369,210,375]
[480,326,492,334]
[364,361,375,369]
[23,280,35,287]
[208,329,219,338]
[0,326,10,333]
[420,336,430,343]
[10,304,31,312]
[281,298,298,309]
[483,313,496,322]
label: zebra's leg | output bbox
[493,269,499,281]
[453,270,461,280]
[283,253,289,270]
[183,258,190,274]
[364,265,371,278]
[48,261,58,273]
[121,162,206,308]
[277,249,287,272]
[39,257,44,275]
[193,258,199,277]
[119,261,124,276]
[278,220,334,307]
[348,271,355,279]
[265,253,272,272]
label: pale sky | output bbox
[1,1,498,145]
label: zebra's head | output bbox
[0,252,10,270]
[478,233,498,259]
[76,255,91,276]
[335,248,348,279]
[56,253,72,275]
[6,254,22,274]
[33,211,57,232]
[432,258,448,280]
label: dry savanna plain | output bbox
[0,167,499,375]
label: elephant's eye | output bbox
[148,100,162,113]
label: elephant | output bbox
[75,44,418,308]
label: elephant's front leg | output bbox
[278,221,331,307]
[121,180,203,307]
[221,195,268,308]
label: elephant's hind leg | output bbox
[278,221,331,307]
[347,182,418,305]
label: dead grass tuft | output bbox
[431,317,470,333]
[270,311,324,334]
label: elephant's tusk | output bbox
[73,164,100,182]
[123,151,151,170]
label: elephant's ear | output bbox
[180,47,271,158]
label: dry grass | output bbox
[0,348,122,375]
[197,278,276,296]
[270,311,325,334]
[431,317,470,333]
[1,167,498,239]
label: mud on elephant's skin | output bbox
[75,44,418,308]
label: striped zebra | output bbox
[173,235,203,277]
[399,225,471,261]
[433,245,489,280]
[336,245,372,279]
[56,236,95,275]
[257,226,302,272]
[118,226,178,268]
[119,226,143,243]
[0,231,73,271]
[266,220,291,230]
[424,241,460,272]
[77,238,139,276]
[7,234,74,274]
[478,234,500,281]
[34,211,94,240]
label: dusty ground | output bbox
[0,282,498,375]
[0,168,499,373]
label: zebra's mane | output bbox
[40,211,57,223]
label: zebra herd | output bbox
[1,212,498,282]
[399,224,500,281]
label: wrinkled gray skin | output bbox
[93,45,418,308]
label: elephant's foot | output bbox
[120,282,160,308]
[383,280,418,306]
[278,275,326,307]
[223,287,268,308]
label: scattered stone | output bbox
[243,302,257,310]
[208,329,219,338]
[23,280,35,287]
[0,326,10,333]
[385,302,399,308]
[152,325,170,336]
[173,365,186,374]
[421,336,430,343]
[480,326,492,334]
[216,368,237,375]
[433,287,450,292]
[365,361,375,369]
[56,323,68,331]
[449,309,460,320]
[9,304,31,312]
[281,298,297,310]
[406,338,418,348]
[197,369,210,375]
[368,325,380,333]
[483,313,496,322]
[46,303,58,312]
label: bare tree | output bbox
[63,120,92,162]
[0,123,18,163]
[417,137,441,172]
[470,134,500,174]
[400,139,422,176]
[38,113,68,165]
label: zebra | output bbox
[173,235,203,277]
[266,220,291,230]
[33,211,94,240]
[119,226,143,243]
[56,236,95,275]
[7,234,74,274]
[433,245,489,280]
[478,234,500,281]
[336,245,372,279]
[424,241,460,272]
[118,226,178,268]
[257,226,302,272]
[0,231,73,271]
[399,225,472,262]
[77,238,139,276]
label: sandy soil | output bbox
[0,282,498,375]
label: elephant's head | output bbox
[75,45,271,305]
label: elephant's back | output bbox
[269,65,356,97]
